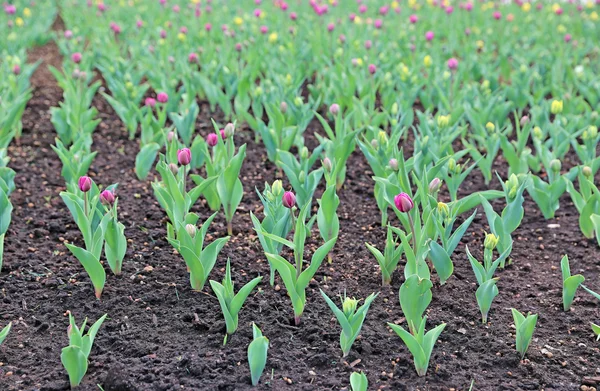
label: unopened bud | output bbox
[185,224,197,237]
[484,233,499,250]
[583,166,593,178]
[532,126,543,139]
[428,178,442,194]
[271,180,283,196]
[322,157,332,172]
[224,122,235,138]
[485,122,495,132]
[389,158,398,171]
[298,170,306,184]
[550,159,562,173]
[300,147,309,160]
[371,139,379,149]
[169,163,179,175]
[437,202,450,219]
[280,101,288,114]
[342,297,358,317]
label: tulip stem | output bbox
[84,192,88,218]
[408,213,416,252]
[227,220,232,236]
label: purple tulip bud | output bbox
[368,64,377,75]
[157,92,168,103]
[329,103,340,115]
[100,189,115,206]
[12,64,20,75]
[394,192,414,213]
[177,148,192,166]
[206,133,218,147]
[71,52,82,64]
[282,191,296,208]
[78,176,92,192]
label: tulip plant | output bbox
[320,290,378,357]
[561,255,585,312]
[350,372,368,391]
[210,259,262,338]
[511,309,538,360]
[388,275,446,377]
[248,323,269,386]
[62,177,125,298]
[260,205,337,325]
[0,322,11,346]
[250,181,293,285]
[167,213,230,291]
[466,234,511,323]
[61,313,107,389]
[365,226,404,286]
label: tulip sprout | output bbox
[511,309,538,359]
[561,255,585,311]
[0,322,11,345]
[248,323,269,386]
[320,290,378,357]
[210,259,263,337]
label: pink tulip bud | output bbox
[429,178,442,194]
[394,192,414,212]
[358,4,367,13]
[290,12,297,20]
[136,20,143,28]
[254,8,262,17]
[157,92,168,103]
[235,43,242,51]
[173,4,180,12]
[447,57,458,70]
[282,191,296,208]
[281,2,289,11]
[64,30,73,39]
[4,4,16,14]
[379,6,389,15]
[206,133,218,147]
[374,19,383,29]
[145,97,156,107]
[98,3,106,12]
[260,25,268,34]
[409,14,418,24]
[425,31,434,41]
[12,64,20,75]
[349,13,356,22]
[219,129,226,139]
[329,103,340,115]
[493,11,501,20]
[564,34,572,43]
[368,64,377,75]
[71,52,82,64]
[445,6,453,14]
[188,52,199,63]
[100,189,115,206]
[78,176,92,192]
[177,148,192,166]
[327,23,335,32]
[224,123,235,138]
[365,40,372,49]
[205,23,212,32]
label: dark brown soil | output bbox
[0,30,599,391]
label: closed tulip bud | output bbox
[177,148,192,166]
[532,126,543,139]
[550,159,561,173]
[298,170,306,184]
[550,100,563,115]
[322,157,332,172]
[429,178,442,194]
[389,158,398,171]
[329,103,340,115]
[206,133,218,147]
[157,92,169,104]
[185,224,197,237]
[271,180,283,196]
[167,131,175,142]
[448,158,457,173]
[391,102,399,115]
[342,297,358,317]
[224,122,235,138]
[377,131,388,145]
[280,101,288,114]
[169,163,179,175]
[100,189,115,206]
[437,202,450,219]
[371,139,379,149]
[282,191,296,208]
[583,166,593,178]
[394,192,414,213]
[589,126,598,139]
[486,122,495,132]
[71,52,82,64]
[437,114,450,128]
[78,176,92,192]
[300,146,309,160]
[484,233,499,250]
[520,115,529,127]
[294,96,303,107]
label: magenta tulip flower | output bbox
[425,31,434,41]
[78,176,92,193]
[157,92,168,103]
[282,191,296,208]
[394,193,414,213]
[206,133,218,147]
[100,190,115,206]
[177,148,192,166]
